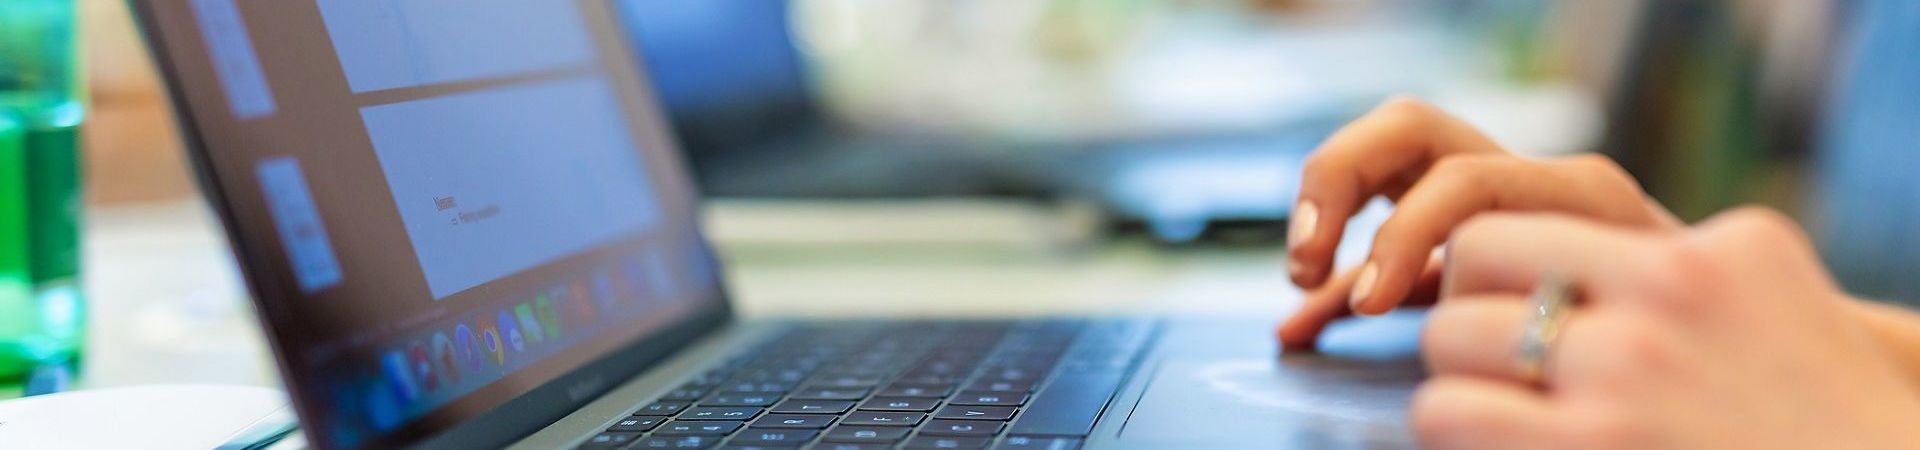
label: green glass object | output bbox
[0,0,85,384]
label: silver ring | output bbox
[1515,272,1575,384]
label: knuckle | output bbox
[1373,96,1440,130]
[1591,314,1680,375]
[1713,206,1806,244]
[1637,240,1718,300]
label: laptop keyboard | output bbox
[579,319,1158,450]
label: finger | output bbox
[1421,296,1603,384]
[1289,98,1504,288]
[1278,256,1443,351]
[1351,156,1659,315]
[1410,376,1561,450]
[1440,213,1669,307]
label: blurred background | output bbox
[33,0,1920,392]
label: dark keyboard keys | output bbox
[903,436,991,450]
[859,397,939,412]
[964,380,1034,393]
[839,411,925,426]
[919,419,1003,436]
[633,435,720,449]
[932,405,1017,421]
[770,399,853,414]
[607,417,663,432]
[875,384,950,398]
[790,388,868,401]
[728,429,818,446]
[719,446,795,450]
[948,391,1027,406]
[812,444,894,450]
[578,432,639,449]
[677,406,762,421]
[660,388,708,401]
[993,436,1082,450]
[635,402,691,416]
[821,425,911,443]
[701,394,780,407]
[656,421,742,436]
[1006,372,1124,436]
[750,413,836,429]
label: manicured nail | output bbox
[1290,201,1319,247]
[1349,262,1379,313]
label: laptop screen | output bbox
[131,1,728,448]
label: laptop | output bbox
[128,1,1425,449]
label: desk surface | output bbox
[67,199,1386,392]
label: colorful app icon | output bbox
[407,341,437,393]
[476,316,505,365]
[454,324,481,372]
[497,310,526,353]
[380,350,418,403]
[432,332,461,385]
[364,376,404,432]
[535,293,562,340]
[568,278,597,326]
[591,272,617,311]
[516,302,545,344]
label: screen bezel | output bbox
[124,1,736,448]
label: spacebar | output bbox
[1009,371,1127,436]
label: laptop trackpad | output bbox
[1110,317,1424,448]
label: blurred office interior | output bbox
[69,0,1919,351]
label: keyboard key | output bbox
[720,382,793,394]
[661,388,708,401]
[964,380,1034,393]
[876,384,950,398]
[903,436,991,450]
[634,435,720,449]
[840,411,925,426]
[678,407,762,421]
[770,399,853,414]
[993,436,1082,450]
[657,421,742,436]
[948,392,1027,407]
[636,402,691,416]
[790,388,868,401]
[859,397,939,412]
[719,446,796,450]
[821,425,911,443]
[702,394,780,407]
[729,429,818,446]
[607,417,663,432]
[810,376,884,388]
[932,406,1017,421]
[578,432,639,449]
[918,419,1003,437]
[750,414,836,429]
[811,444,893,450]
[1005,372,1123,436]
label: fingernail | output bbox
[1349,262,1379,313]
[1289,201,1319,247]
[1287,257,1305,279]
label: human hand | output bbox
[1413,208,1920,450]
[1278,98,1679,350]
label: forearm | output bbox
[1853,299,1920,390]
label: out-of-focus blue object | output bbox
[1814,0,1920,305]
[617,0,810,114]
